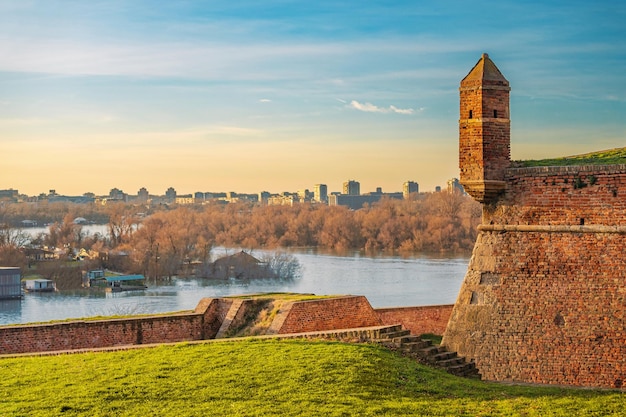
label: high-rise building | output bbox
[165,187,177,202]
[297,189,311,202]
[403,181,419,199]
[0,189,19,202]
[313,184,328,203]
[258,191,271,204]
[138,187,149,202]
[447,178,465,194]
[343,180,360,196]
[109,188,126,201]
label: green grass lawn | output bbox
[517,147,626,167]
[0,339,622,416]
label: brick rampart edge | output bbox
[376,305,453,336]
[1,296,453,356]
[277,296,383,334]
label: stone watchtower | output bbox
[459,53,510,203]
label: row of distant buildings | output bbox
[0,179,465,210]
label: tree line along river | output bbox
[0,225,469,326]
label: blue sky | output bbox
[1,0,624,196]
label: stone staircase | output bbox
[375,325,480,379]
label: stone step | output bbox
[447,362,479,377]
[369,325,411,344]
[432,351,457,362]
[371,338,395,344]
[399,340,432,352]
[370,328,481,380]
[419,344,443,357]
[437,357,465,368]
[392,335,422,344]
[377,325,404,335]
[384,329,411,339]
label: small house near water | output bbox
[87,270,146,292]
[24,279,56,292]
[105,275,146,292]
[205,251,269,279]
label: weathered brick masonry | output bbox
[1,296,404,355]
[277,296,382,334]
[0,298,233,355]
[376,305,453,336]
[443,54,626,389]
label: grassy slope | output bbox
[0,340,622,416]
[517,147,626,167]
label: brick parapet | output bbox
[0,312,205,355]
[0,325,403,359]
[508,164,626,176]
[486,164,626,226]
[0,296,400,355]
[376,305,453,336]
[277,296,382,334]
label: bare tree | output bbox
[107,203,139,246]
[262,252,302,280]
[0,224,29,248]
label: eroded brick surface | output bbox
[278,296,382,334]
[377,305,453,336]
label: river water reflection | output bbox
[1,226,469,325]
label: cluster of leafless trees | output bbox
[111,192,480,276]
[0,223,29,270]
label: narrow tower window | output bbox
[493,110,498,118]
[469,110,473,119]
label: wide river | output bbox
[0,225,469,326]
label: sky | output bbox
[1,1,625,196]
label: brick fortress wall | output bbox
[277,296,382,334]
[443,164,626,389]
[444,53,626,389]
[377,305,453,336]
[0,299,229,355]
[3,296,446,355]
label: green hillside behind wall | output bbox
[517,147,626,167]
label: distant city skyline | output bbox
[1,1,624,196]
[1,177,424,200]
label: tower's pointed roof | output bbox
[461,53,509,85]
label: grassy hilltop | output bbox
[517,147,626,167]
[0,340,622,416]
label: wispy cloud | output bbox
[348,100,415,115]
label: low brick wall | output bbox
[277,296,382,334]
[0,298,224,355]
[1,296,439,356]
[376,305,453,336]
[0,314,203,354]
